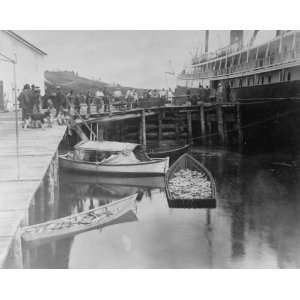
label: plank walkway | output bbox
[0,111,66,268]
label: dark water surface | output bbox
[26,148,300,268]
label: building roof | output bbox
[74,141,139,152]
[3,31,47,56]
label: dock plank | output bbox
[0,112,66,268]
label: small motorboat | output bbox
[21,194,138,245]
[147,144,191,162]
[166,153,216,208]
[59,141,169,176]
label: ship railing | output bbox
[187,48,300,79]
[212,50,300,77]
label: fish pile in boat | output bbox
[23,210,113,234]
[168,169,212,199]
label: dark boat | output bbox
[166,153,216,208]
[21,194,137,245]
[147,144,191,161]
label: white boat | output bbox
[59,140,169,176]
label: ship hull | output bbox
[239,98,300,152]
[231,80,300,101]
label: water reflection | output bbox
[26,148,300,268]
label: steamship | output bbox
[177,30,300,102]
[176,30,300,151]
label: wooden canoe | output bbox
[166,153,216,208]
[147,144,191,161]
[21,194,138,245]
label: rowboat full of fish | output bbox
[21,194,138,245]
[166,153,216,208]
[59,141,169,176]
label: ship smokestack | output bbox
[205,30,209,53]
[230,30,243,47]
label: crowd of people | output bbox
[44,86,113,118]
[142,88,174,103]
[17,84,176,129]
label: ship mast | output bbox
[205,30,209,53]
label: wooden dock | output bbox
[72,103,242,147]
[0,112,66,268]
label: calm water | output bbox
[26,148,300,268]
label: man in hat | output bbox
[32,86,41,113]
[86,91,92,115]
[103,88,110,112]
[95,90,104,113]
[18,84,31,127]
[74,93,81,114]
[54,86,66,117]
[66,90,74,113]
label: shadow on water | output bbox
[26,147,300,268]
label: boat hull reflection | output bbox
[60,170,166,189]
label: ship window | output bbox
[279,70,284,81]
[239,79,243,88]
[287,72,291,81]
[230,80,234,87]
[268,75,272,83]
[221,59,225,69]
[261,76,264,84]
[240,51,247,64]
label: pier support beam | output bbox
[96,123,99,141]
[140,109,147,146]
[207,120,212,146]
[216,104,225,145]
[199,104,206,144]
[236,102,243,145]
[187,111,193,144]
[175,113,180,144]
[97,124,104,141]
[157,111,162,145]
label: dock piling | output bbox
[200,104,206,143]
[140,109,147,146]
[97,125,104,141]
[217,104,225,145]
[236,102,243,145]
[158,111,162,145]
[187,111,193,144]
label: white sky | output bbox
[17,30,276,89]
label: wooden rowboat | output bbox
[166,153,216,208]
[147,144,191,161]
[21,194,138,245]
[59,141,169,176]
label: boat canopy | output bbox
[74,141,140,153]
